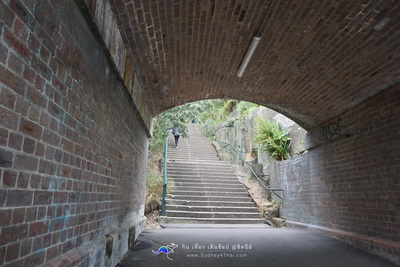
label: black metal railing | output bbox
[214,132,284,200]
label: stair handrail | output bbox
[160,132,168,216]
[213,129,284,201]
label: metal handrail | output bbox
[160,133,168,216]
[214,132,284,201]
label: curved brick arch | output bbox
[109,0,400,130]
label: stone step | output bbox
[171,182,243,188]
[167,154,218,158]
[167,195,252,202]
[168,157,220,161]
[169,176,239,181]
[168,169,234,174]
[168,171,238,177]
[169,177,241,184]
[167,151,217,154]
[167,161,230,166]
[165,210,263,219]
[159,217,266,224]
[167,205,260,213]
[163,124,265,225]
[168,159,224,164]
[168,190,249,197]
[166,199,256,207]
[171,186,245,192]
[167,165,233,171]
[168,172,236,177]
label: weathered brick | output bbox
[2,170,17,187]
[0,149,13,167]
[30,174,41,189]
[0,40,9,65]
[26,85,48,109]
[16,172,29,188]
[9,0,33,24]
[25,251,45,266]
[28,32,41,55]
[42,129,60,147]
[11,207,25,224]
[44,146,55,160]
[33,190,53,205]
[53,192,68,204]
[25,207,37,222]
[6,51,24,74]
[37,207,46,220]
[0,128,8,146]
[5,242,20,261]
[13,17,29,41]
[34,73,46,92]
[28,221,48,237]
[35,26,56,56]
[39,45,51,64]
[19,239,32,257]
[2,27,31,62]
[54,149,63,162]
[6,190,33,206]
[0,189,6,207]
[14,96,29,116]
[31,56,52,81]
[0,209,12,227]
[19,118,43,140]
[0,88,17,109]
[0,245,5,265]
[23,65,36,84]
[8,132,23,150]
[0,106,19,131]
[57,165,71,178]
[0,1,15,27]
[14,154,38,171]
[35,142,45,157]
[28,106,40,124]
[22,136,36,153]
[48,101,65,121]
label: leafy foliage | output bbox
[221,100,238,116]
[198,100,226,139]
[237,101,260,117]
[150,101,215,152]
[254,118,292,162]
[146,152,163,197]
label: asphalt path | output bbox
[117,227,396,267]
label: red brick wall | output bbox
[0,0,148,265]
[269,84,400,264]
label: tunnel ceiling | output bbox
[109,0,400,130]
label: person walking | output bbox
[171,127,180,149]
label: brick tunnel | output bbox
[0,0,399,266]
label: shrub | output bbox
[254,118,292,162]
[237,101,259,117]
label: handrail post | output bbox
[161,133,168,216]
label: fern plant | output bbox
[254,118,292,162]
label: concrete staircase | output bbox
[160,124,265,224]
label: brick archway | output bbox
[0,0,399,266]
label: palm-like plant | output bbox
[254,118,292,162]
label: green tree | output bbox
[150,101,215,151]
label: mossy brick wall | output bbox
[0,0,148,265]
[268,84,400,264]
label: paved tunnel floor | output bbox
[117,227,396,267]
